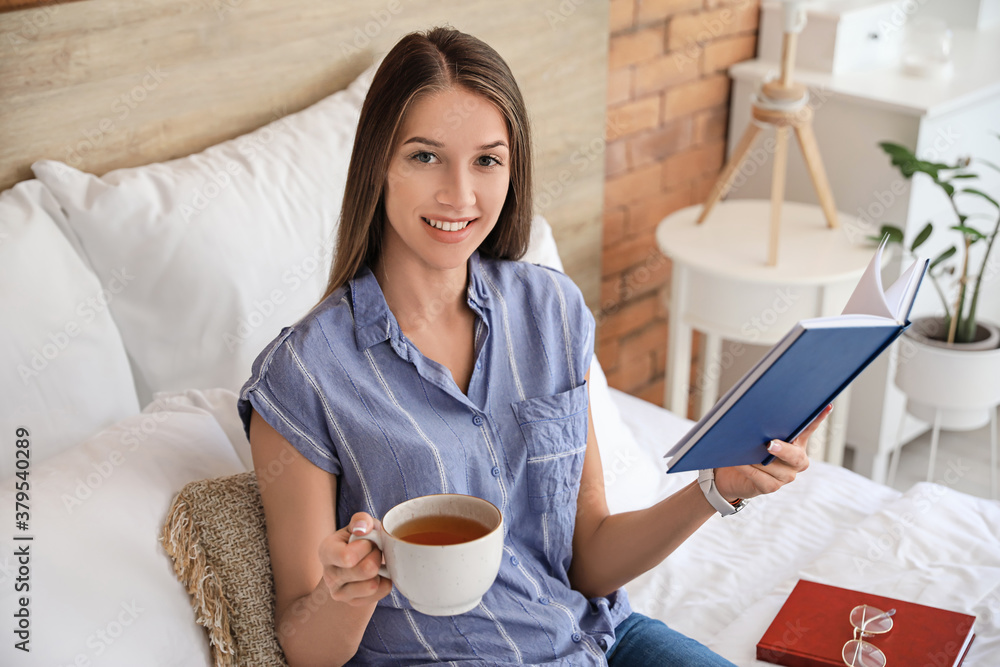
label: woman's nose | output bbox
[436,166,476,210]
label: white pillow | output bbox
[0,180,140,477]
[33,65,377,405]
[589,361,663,513]
[150,387,253,470]
[521,212,565,269]
[0,396,245,666]
[522,215,661,512]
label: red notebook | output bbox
[756,580,976,667]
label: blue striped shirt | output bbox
[238,251,631,665]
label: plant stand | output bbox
[887,400,998,499]
[887,319,1000,499]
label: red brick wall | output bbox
[598,0,760,407]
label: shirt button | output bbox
[510,555,519,566]
[571,632,582,643]
[597,638,607,649]
[491,466,501,477]
[539,597,550,605]
[472,415,484,426]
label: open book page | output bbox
[883,258,924,323]
[840,238,893,319]
[841,239,926,323]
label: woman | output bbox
[238,27,825,666]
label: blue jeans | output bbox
[606,613,738,667]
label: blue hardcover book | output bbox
[665,240,929,473]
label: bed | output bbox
[1,1,998,665]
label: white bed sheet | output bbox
[610,388,1000,666]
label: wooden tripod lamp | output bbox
[697,0,839,266]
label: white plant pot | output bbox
[894,318,1000,431]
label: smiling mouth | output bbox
[423,217,475,232]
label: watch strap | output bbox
[698,468,748,517]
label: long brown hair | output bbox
[317,27,534,303]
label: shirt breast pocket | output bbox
[511,383,589,513]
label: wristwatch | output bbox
[698,468,749,516]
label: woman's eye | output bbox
[411,151,436,164]
[477,155,502,168]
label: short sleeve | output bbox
[538,264,596,390]
[237,327,342,476]
[578,294,596,386]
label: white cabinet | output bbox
[721,24,1000,482]
[758,0,905,74]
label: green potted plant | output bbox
[874,139,1000,349]
[875,138,1000,495]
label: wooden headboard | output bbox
[0,0,609,305]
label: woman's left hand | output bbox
[713,404,833,502]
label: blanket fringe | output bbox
[161,494,237,667]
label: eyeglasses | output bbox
[842,605,895,667]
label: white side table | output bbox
[656,200,875,465]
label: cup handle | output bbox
[348,530,391,580]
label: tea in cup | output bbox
[349,493,503,616]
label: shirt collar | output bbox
[349,264,396,350]
[349,251,490,351]
[466,250,490,309]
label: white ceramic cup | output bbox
[349,493,504,616]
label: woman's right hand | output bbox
[318,512,394,606]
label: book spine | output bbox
[756,646,841,667]
[957,634,975,666]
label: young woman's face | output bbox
[382,86,511,273]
